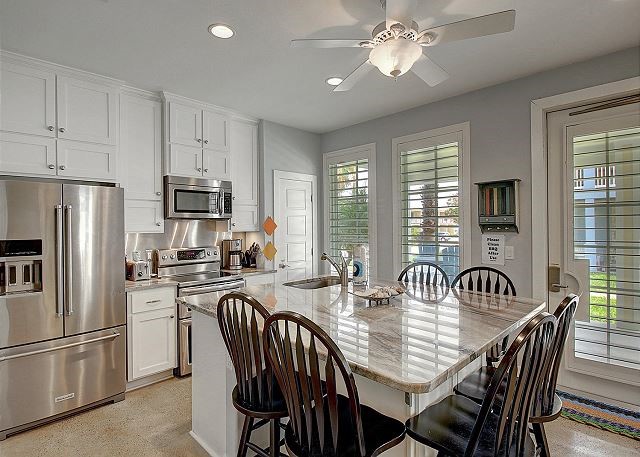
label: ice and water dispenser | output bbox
[0,240,43,295]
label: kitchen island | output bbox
[179,278,545,457]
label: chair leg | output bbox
[532,422,550,457]
[237,415,254,457]
[269,418,281,457]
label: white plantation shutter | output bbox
[397,132,462,278]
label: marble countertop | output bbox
[179,277,545,394]
[125,277,179,292]
[219,268,277,277]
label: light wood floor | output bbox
[1,377,638,456]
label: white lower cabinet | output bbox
[127,287,177,382]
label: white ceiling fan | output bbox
[291,0,516,92]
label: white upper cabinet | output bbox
[168,102,202,148]
[56,75,118,145]
[230,119,258,206]
[203,149,230,180]
[169,143,203,177]
[0,132,57,177]
[56,140,117,181]
[120,93,162,200]
[0,63,56,137]
[203,109,229,151]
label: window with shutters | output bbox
[323,144,377,276]
[393,124,470,278]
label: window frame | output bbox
[323,143,377,277]
[391,123,471,274]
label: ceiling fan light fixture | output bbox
[208,23,234,39]
[369,38,421,78]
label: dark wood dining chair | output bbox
[263,311,406,457]
[405,312,557,457]
[452,266,517,365]
[217,292,288,457]
[454,294,579,456]
[398,262,450,288]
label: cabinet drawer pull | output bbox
[59,165,66,170]
[59,127,65,133]
[204,139,209,144]
[170,315,175,319]
[145,299,162,304]
[48,164,55,170]
[48,125,55,131]
[155,222,161,227]
[196,138,202,143]
[155,192,161,196]
[197,167,202,172]
[203,168,209,173]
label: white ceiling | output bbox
[1,0,639,133]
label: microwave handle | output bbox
[219,191,225,216]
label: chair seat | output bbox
[531,393,563,423]
[453,365,497,404]
[232,373,288,418]
[406,395,536,457]
[284,394,406,457]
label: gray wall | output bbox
[321,47,640,296]
[259,120,322,269]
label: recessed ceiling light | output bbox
[208,23,234,39]
[326,77,343,86]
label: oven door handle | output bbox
[179,280,245,296]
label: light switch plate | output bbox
[505,246,515,260]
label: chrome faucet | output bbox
[321,252,349,287]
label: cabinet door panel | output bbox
[202,148,230,180]
[202,110,229,151]
[125,200,164,233]
[57,140,117,181]
[168,144,203,177]
[56,76,117,145]
[0,63,56,137]
[231,205,259,232]
[0,132,57,177]
[169,102,202,147]
[131,307,176,379]
[120,94,162,200]
[230,120,258,205]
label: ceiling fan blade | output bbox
[419,10,516,46]
[385,0,417,30]
[411,54,449,87]
[290,39,369,49]
[334,60,374,92]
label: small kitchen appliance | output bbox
[165,176,232,220]
[222,239,243,270]
[156,246,245,376]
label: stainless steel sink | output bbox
[283,276,342,289]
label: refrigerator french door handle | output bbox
[65,204,73,316]
[55,205,64,316]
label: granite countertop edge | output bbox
[125,278,179,292]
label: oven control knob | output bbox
[162,255,167,260]
[207,250,212,256]
[170,254,175,259]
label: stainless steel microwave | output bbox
[165,176,232,220]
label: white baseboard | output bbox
[189,431,221,457]
[125,370,175,392]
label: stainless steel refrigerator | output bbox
[0,179,126,440]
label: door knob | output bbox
[48,125,55,131]
[59,127,65,133]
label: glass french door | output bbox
[548,100,640,402]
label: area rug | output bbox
[557,390,640,440]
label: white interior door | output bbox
[547,100,640,406]
[274,171,315,282]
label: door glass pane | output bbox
[572,126,640,370]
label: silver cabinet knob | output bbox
[155,222,161,226]
[197,167,202,172]
[196,138,202,143]
[169,315,175,319]
[48,164,55,169]
[203,168,209,173]
[59,127,65,133]
[48,125,55,131]
[155,192,161,196]
[204,139,209,144]
[232,222,236,227]
[59,165,66,170]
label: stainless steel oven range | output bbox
[156,246,244,376]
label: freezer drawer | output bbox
[0,326,126,437]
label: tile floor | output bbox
[1,377,638,456]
